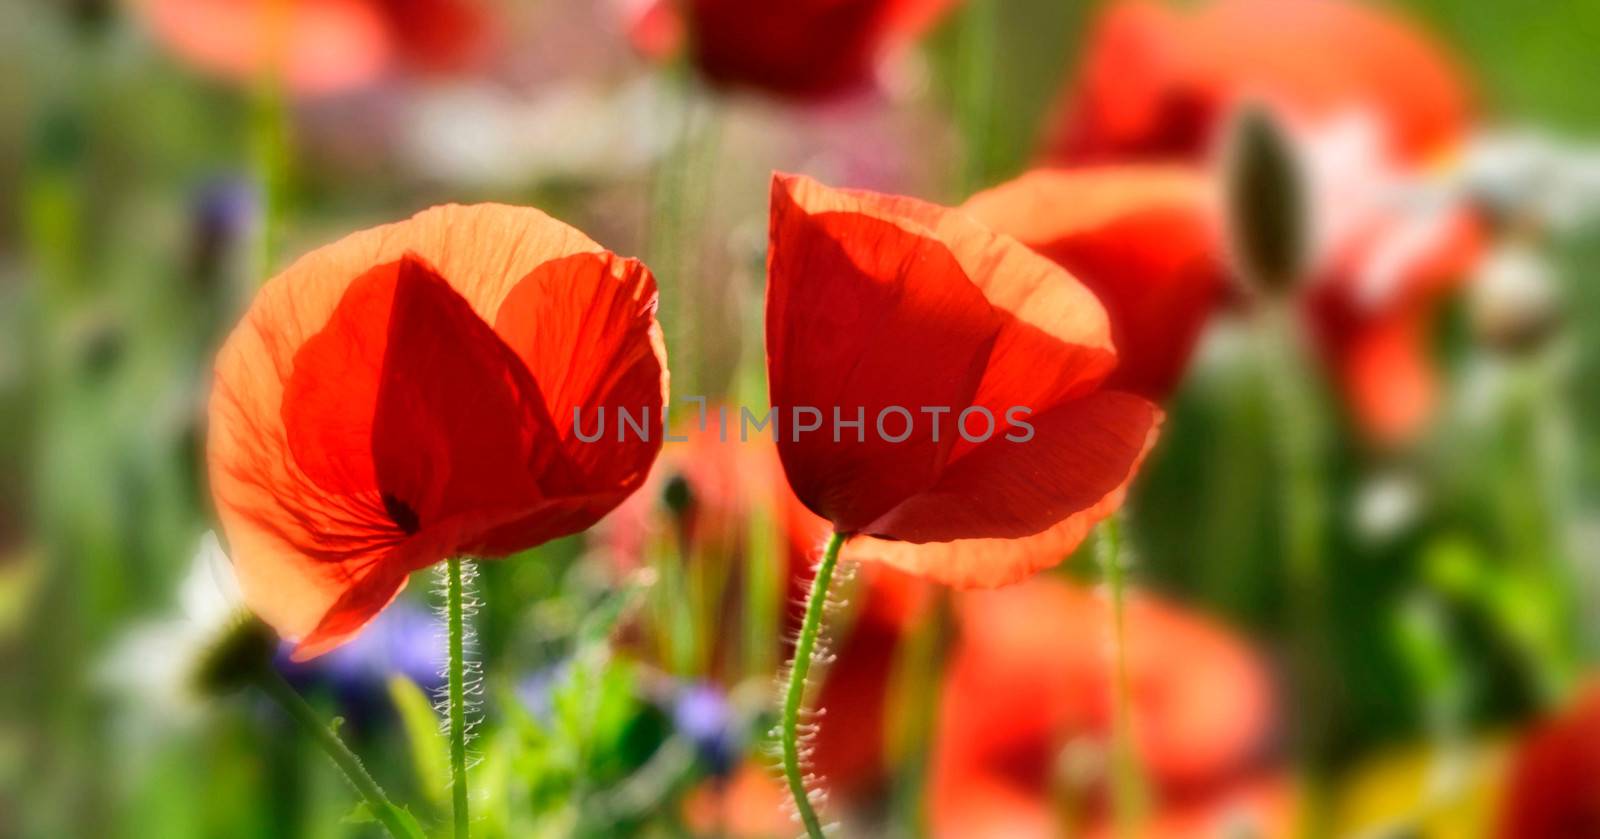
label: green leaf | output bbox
[388,676,451,811]
[342,801,430,839]
[577,571,651,647]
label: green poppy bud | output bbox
[1224,106,1310,297]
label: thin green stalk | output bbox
[446,555,470,838]
[957,0,1000,195]
[251,0,291,281]
[254,667,426,839]
[781,531,847,839]
[887,590,952,837]
[1099,515,1147,838]
[1259,301,1331,836]
[741,498,781,679]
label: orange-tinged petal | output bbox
[863,391,1160,544]
[842,417,1150,588]
[965,167,1228,400]
[482,251,669,552]
[144,0,487,95]
[146,0,392,96]
[681,763,794,838]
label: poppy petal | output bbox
[480,251,669,551]
[682,0,956,99]
[146,0,393,96]
[768,173,1125,535]
[845,393,1159,586]
[218,254,557,651]
[863,390,1160,544]
[1309,208,1482,443]
[210,204,641,652]
[767,175,1000,531]
[282,252,557,531]
[964,167,1227,400]
[1046,0,1472,165]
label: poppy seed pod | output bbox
[1223,107,1310,297]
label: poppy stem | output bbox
[1259,301,1332,835]
[446,555,471,838]
[781,531,846,839]
[957,0,1000,194]
[253,667,426,839]
[1099,514,1147,838]
[251,1,291,282]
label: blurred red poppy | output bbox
[1499,683,1600,838]
[1041,0,1482,443]
[963,166,1227,401]
[208,204,667,658]
[1044,0,1471,166]
[1306,195,1485,444]
[765,172,1161,587]
[928,578,1285,838]
[681,763,794,838]
[144,0,487,96]
[621,0,959,100]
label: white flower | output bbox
[97,532,251,726]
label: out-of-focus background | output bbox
[4,0,1599,836]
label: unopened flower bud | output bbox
[1223,107,1310,297]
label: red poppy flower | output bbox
[928,578,1281,838]
[144,0,486,96]
[1499,683,1600,838]
[208,204,667,658]
[621,0,958,100]
[1305,197,1485,444]
[963,166,1227,401]
[1042,0,1482,443]
[765,173,1161,588]
[1045,0,1472,166]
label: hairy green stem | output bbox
[1099,515,1147,838]
[447,556,470,838]
[254,667,425,839]
[781,531,846,839]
